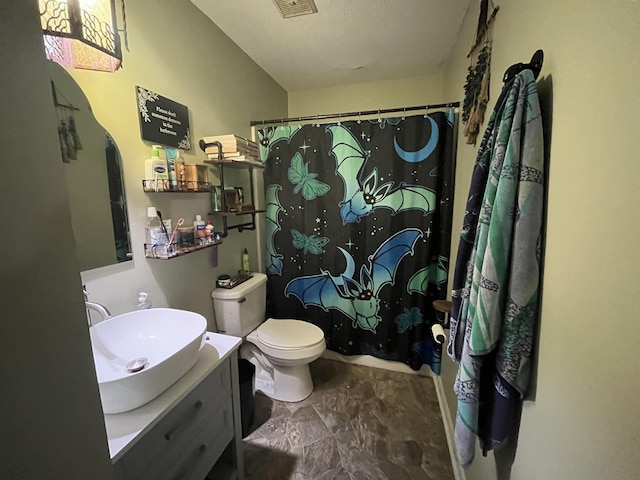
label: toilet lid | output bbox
[257,319,324,349]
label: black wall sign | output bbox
[136,86,191,150]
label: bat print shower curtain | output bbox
[259,111,456,373]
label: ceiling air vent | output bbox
[273,0,318,18]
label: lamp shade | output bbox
[40,0,122,72]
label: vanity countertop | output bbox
[103,332,242,462]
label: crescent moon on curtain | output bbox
[394,116,439,163]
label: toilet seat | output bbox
[246,318,326,362]
[256,318,324,349]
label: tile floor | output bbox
[243,359,454,480]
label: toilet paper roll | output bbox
[431,323,446,345]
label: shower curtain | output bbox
[259,112,456,373]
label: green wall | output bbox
[442,1,640,478]
[70,0,287,325]
[1,1,286,478]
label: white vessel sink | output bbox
[89,308,207,414]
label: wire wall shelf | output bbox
[142,179,212,192]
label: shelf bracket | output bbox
[208,159,263,238]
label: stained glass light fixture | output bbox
[40,0,122,72]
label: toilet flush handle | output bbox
[237,297,246,304]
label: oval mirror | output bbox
[47,61,132,270]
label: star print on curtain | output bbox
[260,112,456,373]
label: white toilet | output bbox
[211,273,326,402]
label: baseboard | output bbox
[320,350,433,377]
[433,374,466,480]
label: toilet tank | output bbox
[211,273,267,337]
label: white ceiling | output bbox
[190,0,471,92]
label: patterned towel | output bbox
[448,69,544,466]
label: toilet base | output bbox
[270,363,313,402]
[241,344,314,402]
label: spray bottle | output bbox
[242,248,250,272]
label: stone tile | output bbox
[257,414,289,443]
[315,467,354,480]
[379,460,414,480]
[286,405,332,448]
[387,440,424,466]
[297,436,341,477]
[406,464,432,480]
[243,442,299,480]
[313,404,354,434]
[350,409,389,458]
[322,386,363,417]
[243,359,454,480]
[420,444,455,480]
[334,431,388,480]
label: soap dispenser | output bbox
[136,292,152,310]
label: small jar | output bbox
[177,226,195,247]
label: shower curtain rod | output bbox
[249,101,460,127]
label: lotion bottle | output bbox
[193,215,206,244]
[145,145,168,191]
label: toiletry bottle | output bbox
[205,220,214,244]
[165,148,177,190]
[144,145,168,191]
[175,150,186,190]
[145,207,165,257]
[136,292,152,310]
[242,248,250,272]
[193,215,206,244]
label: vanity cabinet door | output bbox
[162,399,234,480]
[117,360,233,480]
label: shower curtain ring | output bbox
[337,114,341,126]
[357,112,362,124]
[377,109,382,123]
[316,114,320,127]
[424,105,429,118]
[402,108,406,121]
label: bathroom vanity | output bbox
[104,333,244,480]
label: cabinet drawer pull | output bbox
[237,297,246,304]
[172,443,209,480]
[164,399,205,441]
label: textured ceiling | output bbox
[190,0,470,92]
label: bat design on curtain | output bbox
[261,112,456,374]
[285,228,422,332]
[265,185,284,275]
[258,125,302,161]
[328,125,437,224]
